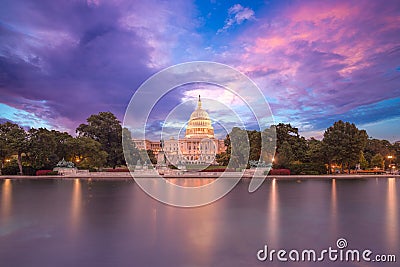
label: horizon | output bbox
[1,0,399,142]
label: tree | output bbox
[304,138,325,164]
[0,128,7,172]
[248,130,261,161]
[359,151,369,170]
[76,112,124,168]
[217,127,276,167]
[276,141,294,168]
[229,127,250,168]
[139,149,157,165]
[218,134,232,166]
[274,123,307,167]
[322,120,368,173]
[52,130,73,160]
[0,122,27,174]
[66,137,108,169]
[147,150,157,165]
[27,128,59,169]
[371,153,384,169]
[261,126,277,163]
[393,142,400,167]
[216,151,230,166]
[122,128,140,167]
[364,138,394,166]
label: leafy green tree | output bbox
[322,120,368,173]
[359,151,368,170]
[393,142,400,167]
[76,112,124,168]
[248,130,261,161]
[66,137,108,169]
[27,128,59,169]
[370,153,384,169]
[229,127,249,168]
[274,123,307,167]
[122,128,140,167]
[52,131,73,160]
[304,138,325,164]
[0,122,27,174]
[364,138,394,166]
[218,127,276,167]
[276,141,294,168]
[0,128,7,172]
[261,126,277,163]
[139,149,157,165]
[216,151,230,166]
[217,134,232,166]
[147,150,157,165]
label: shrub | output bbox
[23,166,37,176]
[36,170,53,176]
[1,166,36,176]
[1,165,19,175]
[289,163,326,175]
[268,169,291,175]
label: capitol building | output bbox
[133,96,226,165]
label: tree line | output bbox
[1,111,399,175]
[0,112,128,175]
[217,121,399,174]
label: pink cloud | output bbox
[222,0,400,132]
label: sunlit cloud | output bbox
[0,0,399,141]
[219,0,400,139]
[217,4,255,34]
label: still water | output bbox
[0,178,398,267]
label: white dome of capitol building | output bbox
[133,95,226,167]
[185,95,215,139]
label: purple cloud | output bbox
[0,0,197,132]
[1,0,399,142]
[218,0,400,138]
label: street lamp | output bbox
[387,155,394,174]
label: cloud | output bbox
[218,0,400,137]
[0,0,198,133]
[1,0,399,142]
[217,4,255,33]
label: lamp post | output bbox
[387,155,393,174]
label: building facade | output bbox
[133,96,226,165]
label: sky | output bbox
[0,0,399,141]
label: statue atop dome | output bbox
[198,95,202,109]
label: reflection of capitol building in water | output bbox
[133,96,226,165]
